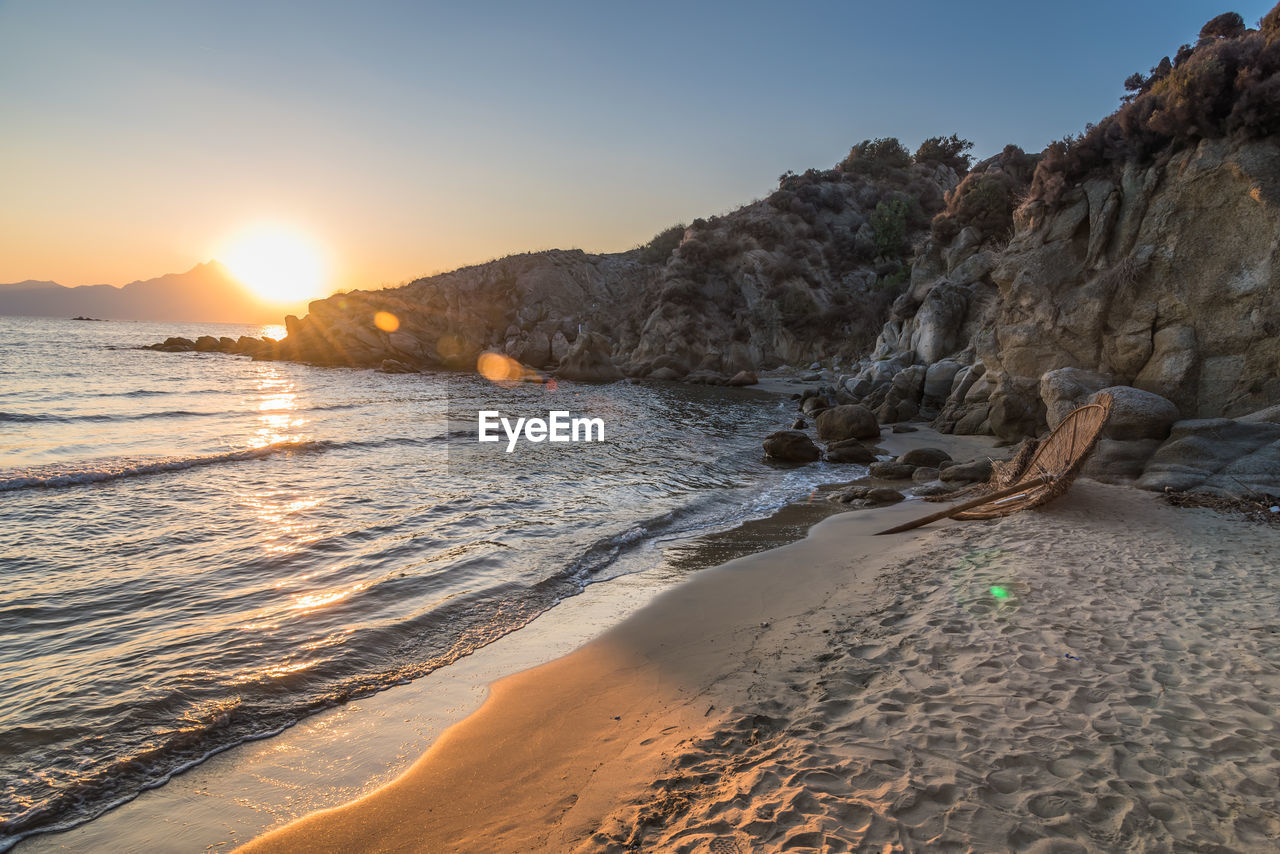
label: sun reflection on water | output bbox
[251,368,306,447]
[259,323,288,341]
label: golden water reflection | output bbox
[251,367,306,447]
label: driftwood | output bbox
[875,394,1113,535]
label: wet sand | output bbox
[240,429,1280,853]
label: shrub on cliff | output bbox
[638,224,686,265]
[931,171,1018,242]
[839,138,912,174]
[914,134,974,174]
[1028,4,1280,204]
[870,199,908,258]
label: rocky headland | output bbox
[148,10,1280,502]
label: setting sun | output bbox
[223,224,327,304]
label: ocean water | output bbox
[0,316,847,850]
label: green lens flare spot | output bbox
[989,585,1009,599]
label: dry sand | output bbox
[238,433,1280,853]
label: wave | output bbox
[1,401,373,425]
[0,441,335,492]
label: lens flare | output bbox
[477,351,525,384]
[374,311,400,332]
[990,585,1010,599]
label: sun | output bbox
[223,224,327,304]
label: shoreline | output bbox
[232,427,1013,852]
[240,443,1280,851]
[16,415,963,853]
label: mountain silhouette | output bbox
[0,261,305,323]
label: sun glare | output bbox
[224,224,327,304]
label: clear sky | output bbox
[1,0,1274,297]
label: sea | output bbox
[0,315,852,850]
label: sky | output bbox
[1,0,1275,297]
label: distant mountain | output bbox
[0,262,301,323]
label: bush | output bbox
[638,224,685,265]
[931,171,1017,242]
[1200,11,1245,40]
[870,199,908,258]
[839,137,912,174]
[914,134,974,173]
[1028,6,1280,203]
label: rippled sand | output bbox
[586,482,1280,853]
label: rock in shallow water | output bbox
[815,404,880,442]
[762,430,820,463]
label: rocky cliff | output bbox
[849,137,1280,439]
[262,148,958,381]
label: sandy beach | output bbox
[235,428,1280,853]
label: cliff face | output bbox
[850,137,1280,441]
[269,159,957,378]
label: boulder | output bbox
[987,375,1045,441]
[815,405,881,442]
[727,370,758,386]
[1090,386,1179,441]
[825,440,877,464]
[891,424,918,433]
[762,430,821,463]
[1040,368,1114,430]
[912,466,940,484]
[649,367,683,381]
[898,447,952,468]
[556,332,622,382]
[1082,438,1164,484]
[866,488,906,504]
[922,360,964,406]
[1137,418,1280,498]
[378,359,417,374]
[801,396,833,416]
[791,418,807,430]
[939,458,993,484]
[194,335,220,352]
[869,461,916,480]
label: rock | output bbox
[922,360,963,406]
[1039,368,1114,430]
[218,336,237,351]
[1090,386,1180,441]
[550,331,571,364]
[762,430,821,463]
[378,359,417,374]
[898,447,952,468]
[1133,325,1198,412]
[815,405,881,441]
[912,466,940,483]
[987,375,1045,441]
[830,486,871,503]
[556,332,622,382]
[825,440,877,464]
[866,487,906,504]
[1082,438,1164,484]
[791,418,807,430]
[891,424,918,433]
[1137,418,1280,498]
[194,335,220,352]
[1241,404,1280,424]
[939,458,993,484]
[912,483,956,498]
[869,461,916,480]
[801,396,833,416]
[727,370,758,386]
[648,367,682,381]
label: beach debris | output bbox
[876,394,1113,535]
[1064,653,1082,661]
